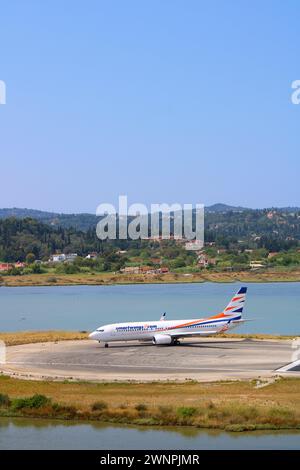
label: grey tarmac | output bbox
[0,338,298,382]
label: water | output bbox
[0,418,299,450]
[0,282,299,335]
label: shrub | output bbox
[239,405,259,421]
[268,406,294,420]
[26,253,36,264]
[47,276,57,283]
[30,264,44,274]
[92,401,108,411]
[177,406,197,418]
[55,263,80,275]
[206,401,215,409]
[135,403,148,412]
[51,403,77,418]
[7,267,23,276]
[158,405,173,415]
[11,394,49,410]
[0,393,10,407]
[11,398,30,411]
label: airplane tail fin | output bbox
[222,286,247,317]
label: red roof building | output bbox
[0,263,12,271]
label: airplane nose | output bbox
[89,331,97,340]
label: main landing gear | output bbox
[104,343,109,348]
[172,339,180,346]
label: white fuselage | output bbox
[89,313,242,344]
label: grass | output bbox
[0,330,88,346]
[218,333,296,340]
[92,401,108,411]
[0,376,300,431]
[1,268,300,287]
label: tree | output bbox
[30,263,43,274]
[26,253,36,264]
[170,257,186,269]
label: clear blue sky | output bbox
[0,0,299,213]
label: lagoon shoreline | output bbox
[0,376,300,432]
[1,269,300,287]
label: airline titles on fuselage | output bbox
[116,325,158,332]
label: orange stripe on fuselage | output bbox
[169,309,239,330]
[173,312,227,328]
[170,319,204,329]
[205,312,227,320]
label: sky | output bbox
[0,0,300,213]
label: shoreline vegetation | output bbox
[1,269,300,287]
[0,376,299,432]
[0,331,297,347]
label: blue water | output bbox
[0,282,299,334]
[0,418,299,450]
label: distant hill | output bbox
[0,204,300,232]
[205,203,249,213]
[266,206,300,213]
[206,203,300,213]
[0,205,299,262]
[0,203,255,221]
[0,208,98,231]
[0,208,60,219]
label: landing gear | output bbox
[104,343,109,348]
[172,339,180,346]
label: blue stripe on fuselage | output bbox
[166,315,242,330]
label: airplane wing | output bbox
[168,320,233,338]
[168,329,222,338]
[230,319,255,323]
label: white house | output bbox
[65,253,78,262]
[85,252,98,259]
[50,253,78,263]
[51,254,66,263]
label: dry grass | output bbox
[219,333,296,340]
[0,375,299,409]
[202,270,300,283]
[0,376,300,430]
[1,269,300,287]
[0,331,88,346]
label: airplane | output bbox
[89,286,248,347]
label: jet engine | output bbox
[152,334,172,345]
